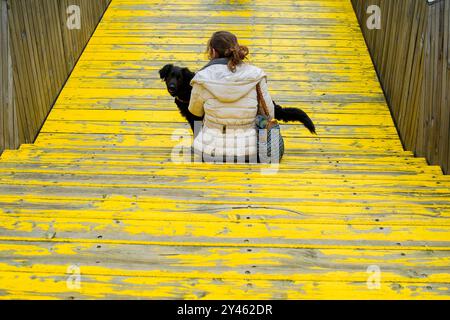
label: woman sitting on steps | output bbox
[188,31,277,163]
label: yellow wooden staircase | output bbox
[0,0,449,299]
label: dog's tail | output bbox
[274,105,316,134]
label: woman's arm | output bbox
[259,78,275,118]
[188,84,206,117]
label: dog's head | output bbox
[159,64,195,97]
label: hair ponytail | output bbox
[227,45,249,72]
[206,31,249,72]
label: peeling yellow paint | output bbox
[0,0,449,300]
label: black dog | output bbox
[159,64,316,134]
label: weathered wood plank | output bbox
[1,214,449,249]
[0,196,447,222]
[1,270,448,300]
[0,242,448,283]
[2,0,111,152]
[352,0,450,174]
[1,0,449,300]
[32,133,405,153]
[0,0,18,153]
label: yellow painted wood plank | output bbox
[8,144,420,161]
[79,52,375,66]
[1,157,438,175]
[94,29,363,40]
[112,0,352,5]
[39,123,399,139]
[1,270,448,300]
[64,78,383,93]
[2,206,449,227]
[1,184,450,212]
[102,8,360,20]
[96,22,362,34]
[45,109,393,126]
[0,196,447,222]
[69,69,379,83]
[0,243,448,283]
[56,88,386,103]
[1,169,446,193]
[1,215,449,248]
[3,175,450,203]
[2,158,445,183]
[87,37,370,50]
[1,0,449,300]
[1,233,449,252]
[33,133,405,153]
[1,197,449,226]
[51,100,392,115]
[72,60,380,75]
[7,144,416,160]
[111,0,354,9]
